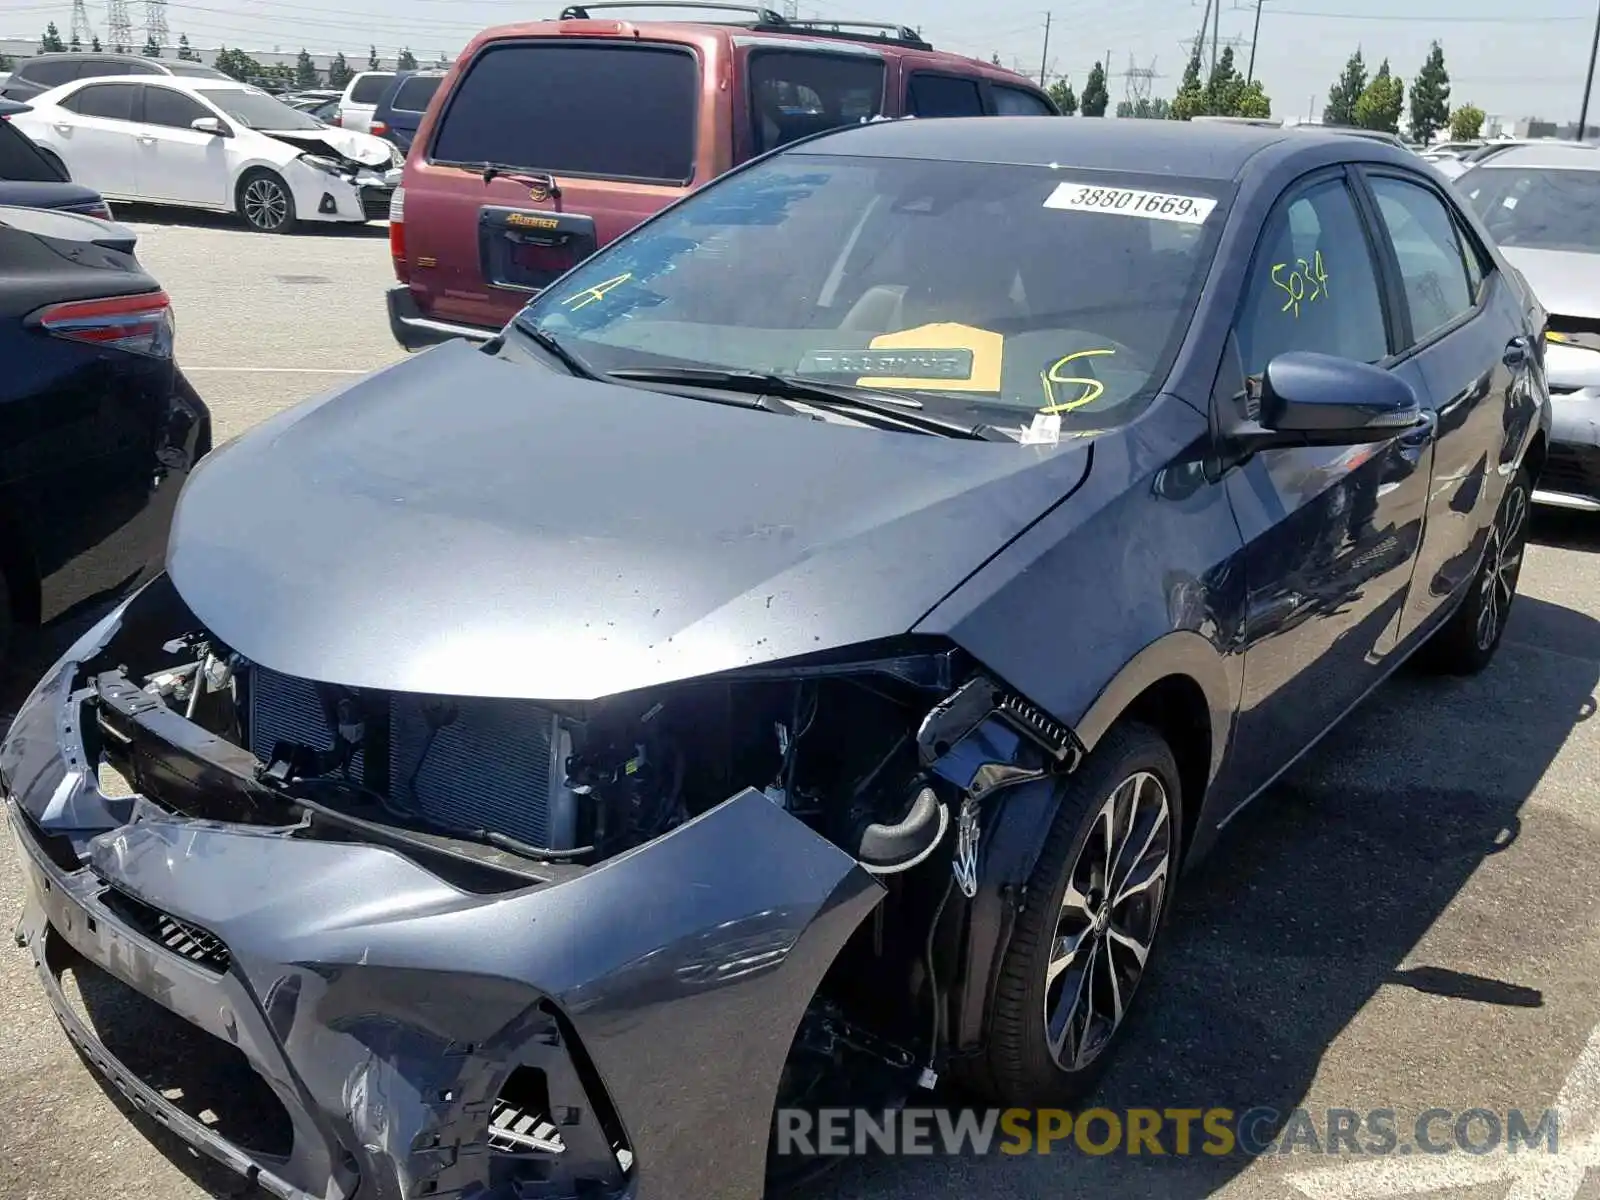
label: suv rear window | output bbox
[0,121,65,181]
[20,59,80,87]
[350,73,394,104]
[392,74,442,112]
[432,43,698,184]
[748,50,885,155]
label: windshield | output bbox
[514,154,1228,433]
[1460,166,1600,253]
[196,87,322,131]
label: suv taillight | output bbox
[371,119,389,137]
[33,290,174,358]
[388,185,408,282]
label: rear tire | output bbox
[958,722,1183,1105]
[236,170,297,234]
[1416,464,1531,676]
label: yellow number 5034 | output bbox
[1271,251,1330,319]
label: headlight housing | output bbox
[299,153,349,177]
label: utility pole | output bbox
[1211,0,1220,71]
[1246,0,1265,84]
[1039,12,1052,87]
[1580,0,1600,140]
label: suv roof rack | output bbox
[557,3,933,49]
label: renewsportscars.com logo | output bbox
[773,1107,1563,1158]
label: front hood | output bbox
[268,127,391,167]
[1500,247,1600,321]
[167,341,1092,700]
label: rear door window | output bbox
[63,82,139,121]
[431,43,698,184]
[0,121,65,181]
[82,58,159,78]
[392,74,443,112]
[350,73,394,104]
[142,84,212,129]
[747,50,885,154]
[992,84,1054,115]
[20,59,81,88]
[908,73,984,117]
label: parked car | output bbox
[386,2,1058,349]
[333,69,395,133]
[0,203,209,661]
[0,51,229,103]
[10,77,400,233]
[0,98,115,219]
[1,117,1547,1200]
[1457,141,1600,510]
[370,69,443,151]
[282,88,341,109]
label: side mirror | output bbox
[190,116,230,137]
[1229,351,1422,451]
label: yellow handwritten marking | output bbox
[859,323,1004,392]
[1039,348,1116,413]
[563,272,633,311]
[1271,251,1330,318]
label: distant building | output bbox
[0,37,455,77]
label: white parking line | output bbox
[181,366,375,374]
[1285,1022,1600,1198]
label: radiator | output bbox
[248,668,573,850]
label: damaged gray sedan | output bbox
[3,116,1547,1200]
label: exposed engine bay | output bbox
[6,574,1085,1199]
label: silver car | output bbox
[1458,141,1600,509]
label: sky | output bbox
[0,0,1593,126]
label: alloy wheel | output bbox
[242,178,289,231]
[1044,770,1173,1071]
[1475,482,1528,652]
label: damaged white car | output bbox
[11,76,400,233]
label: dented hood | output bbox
[267,125,392,167]
[166,340,1091,700]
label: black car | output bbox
[0,205,209,660]
[1,119,1547,1200]
[370,70,443,152]
[0,99,112,218]
[0,51,229,103]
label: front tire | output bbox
[236,170,296,234]
[1417,465,1530,676]
[960,722,1182,1105]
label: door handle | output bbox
[1503,336,1530,367]
[136,132,156,143]
[52,122,70,133]
[1398,410,1438,460]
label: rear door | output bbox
[408,39,703,331]
[1357,167,1534,645]
[51,82,143,196]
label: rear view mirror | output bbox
[190,116,230,137]
[1260,352,1421,440]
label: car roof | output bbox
[795,115,1335,179]
[464,16,1048,89]
[1468,141,1600,170]
[44,73,245,94]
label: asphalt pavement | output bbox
[2,209,1599,1200]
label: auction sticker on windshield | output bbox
[1044,182,1217,225]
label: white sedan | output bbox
[10,76,400,233]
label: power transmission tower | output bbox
[145,0,167,50]
[1123,54,1159,105]
[106,0,133,50]
[69,0,93,46]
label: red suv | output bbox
[385,2,1057,349]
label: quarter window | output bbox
[907,73,984,117]
[748,51,885,154]
[1235,177,1389,380]
[63,82,139,121]
[1367,174,1476,344]
[992,85,1054,115]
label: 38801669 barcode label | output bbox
[1043,182,1218,225]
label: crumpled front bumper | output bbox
[2,612,884,1200]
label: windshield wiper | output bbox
[466,161,561,196]
[605,367,1013,442]
[517,323,597,379]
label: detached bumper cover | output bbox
[1536,386,1600,508]
[2,633,884,1200]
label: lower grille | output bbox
[247,668,571,850]
[100,887,232,974]
[360,186,393,221]
[1540,444,1600,500]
